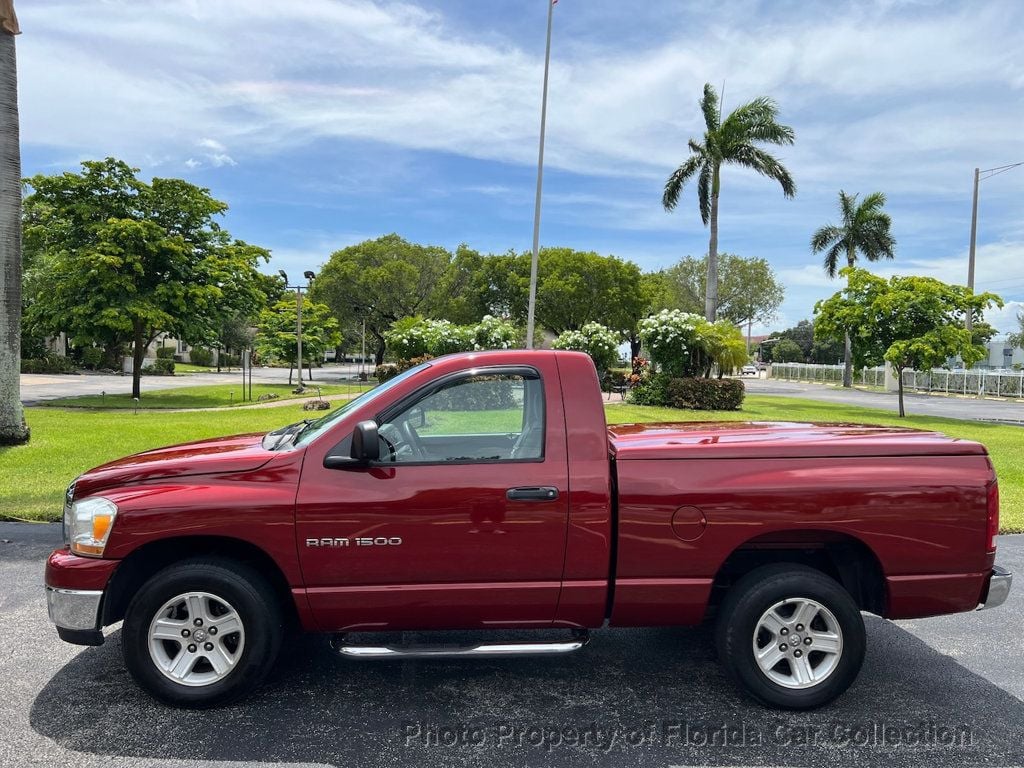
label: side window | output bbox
[378,373,544,463]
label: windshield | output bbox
[290,361,432,447]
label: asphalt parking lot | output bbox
[2,523,1022,768]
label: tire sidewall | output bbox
[717,566,866,709]
[122,561,281,708]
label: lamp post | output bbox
[525,0,557,349]
[966,161,1023,332]
[279,269,316,391]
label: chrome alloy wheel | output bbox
[752,597,843,690]
[147,591,246,687]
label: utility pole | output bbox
[966,167,979,333]
[966,161,1023,333]
[525,0,556,349]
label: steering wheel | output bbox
[377,422,426,462]
[398,419,426,461]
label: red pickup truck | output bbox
[46,350,1011,710]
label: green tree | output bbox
[763,320,844,364]
[814,268,999,416]
[663,253,784,345]
[1008,312,1024,350]
[0,3,27,445]
[772,338,804,363]
[255,295,341,383]
[22,159,268,398]
[663,83,796,321]
[811,190,896,388]
[311,234,455,364]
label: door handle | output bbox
[506,486,559,502]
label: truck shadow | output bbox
[30,617,1024,768]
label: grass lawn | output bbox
[36,382,369,410]
[3,394,1021,532]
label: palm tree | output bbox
[0,3,27,445]
[663,83,796,321]
[811,190,896,387]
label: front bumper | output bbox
[978,565,1013,610]
[45,586,105,645]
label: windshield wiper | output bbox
[267,419,314,451]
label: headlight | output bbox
[68,497,118,557]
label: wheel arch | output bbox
[707,530,887,618]
[102,535,297,628]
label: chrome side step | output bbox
[330,630,589,660]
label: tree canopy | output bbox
[311,234,457,364]
[662,253,784,331]
[814,268,1000,416]
[22,158,269,397]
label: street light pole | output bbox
[295,283,304,390]
[279,269,316,392]
[526,0,556,349]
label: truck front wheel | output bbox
[122,558,283,708]
[715,564,866,709]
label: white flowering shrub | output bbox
[552,322,622,372]
[473,315,518,350]
[637,309,706,377]
[386,315,521,361]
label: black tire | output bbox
[715,563,866,709]
[122,557,283,708]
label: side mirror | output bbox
[323,420,380,469]
[351,420,380,462]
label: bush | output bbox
[142,358,175,376]
[188,347,214,367]
[155,346,176,360]
[551,322,622,373]
[626,371,671,406]
[221,353,241,367]
[79,347,103,370]
[601,367,632,391]
[21,354,77,374]
[375,363,401,382]
[665,377,745,411]
[473,315,519,350]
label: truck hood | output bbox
[608,421,987,460]
[73,433,278,497]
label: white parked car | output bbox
[741,364,758,376]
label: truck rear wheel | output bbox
[122,558,283,708]
[715,564,865,709]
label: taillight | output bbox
[986,481,1000,552]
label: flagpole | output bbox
[525,0,555,349]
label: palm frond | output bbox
[729,146,796,197]
[810,224,842,254]
[823,240,846,278]
[663,155,703,211]
[700,83,720,131]
[697,165,711,225]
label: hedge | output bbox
[665,377,745,411]
[21,355,77,374]
[156,346,176,360]
[188,347,214,367]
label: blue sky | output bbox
[16,0,1024,333]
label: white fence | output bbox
[771,363,1024,399]
[770,363,887,387]
[901,369,1024,398]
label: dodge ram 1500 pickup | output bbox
[45,350,1012,709]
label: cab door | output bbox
[295,364,569,631]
